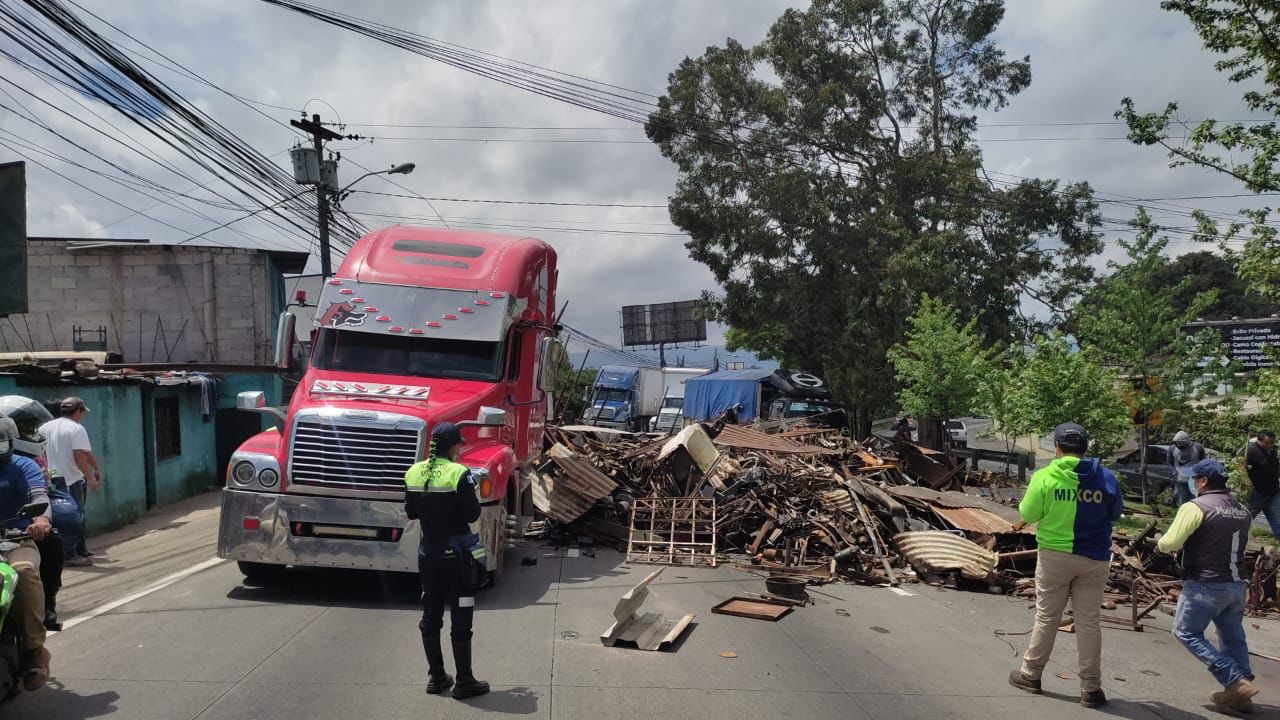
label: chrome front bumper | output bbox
[218,489,507,573]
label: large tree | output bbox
[647,0,1103,436]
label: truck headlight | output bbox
[232,461,256,487]
[258,468,280,488]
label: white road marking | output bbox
[53,557,227,634]
[889,587,916,597]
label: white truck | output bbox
[648,367,710,433]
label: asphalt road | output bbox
[12,531,1279,720]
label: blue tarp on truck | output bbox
[681,368,773,422]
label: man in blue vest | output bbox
[404,422,489,700]
[1157,459,1259,712]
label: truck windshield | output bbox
[312,328,503,382]
[661,397,683,410]
[594,389,631,406]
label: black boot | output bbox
[422,631,453,695]
[43,591,61,632]
[451,640,489,699]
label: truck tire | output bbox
[237,561,287,584]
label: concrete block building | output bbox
[2,238,308,363]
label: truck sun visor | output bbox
[392,239,486,258]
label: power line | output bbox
[349,189,668,208]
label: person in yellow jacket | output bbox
[404,422,488,700]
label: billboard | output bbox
[621,299,707,347]
[1186,318,1280,370]
[0,162,26,316]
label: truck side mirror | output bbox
[475,407,507,426]
[537,338,566,392]
[237,391,267,411]
[274,312,297,371]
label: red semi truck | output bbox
[218,227,563,581]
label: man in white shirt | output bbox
[39,397,100,565]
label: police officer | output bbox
[404,422,489,700]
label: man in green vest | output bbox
[404,422,488,700]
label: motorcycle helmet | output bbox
[0,396,54,458]
[0,417,16,466]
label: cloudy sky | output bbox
[1,0,1274,361]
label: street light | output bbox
[338,162,416,199]
[318,161,416,278]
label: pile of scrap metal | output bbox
[532,420,1037,590]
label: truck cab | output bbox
[218,227,564,581]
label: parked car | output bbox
[1108,444,1185,500]
[946,419,968,448]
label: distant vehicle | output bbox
[583,365,665,431]
[946,419,968,448]
[1108,443,1188,499]
[683,368,848,432]
[649,367,710,433]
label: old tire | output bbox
[237,561,287,584]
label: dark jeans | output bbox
[1250,490,1280,538]
[418,550,473,644]
[53,478,89,558]
[1173,580,1252,687]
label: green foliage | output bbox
[1119,0,1280,300]
[888,297,993,420]
[646,0,1103,435]
[1071,210,1231,424]
[552,363,598,424]
[1000,334,1132,458]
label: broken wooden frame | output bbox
[626,497,718,567]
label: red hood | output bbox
[294,369,506,424]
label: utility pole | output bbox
[290,114,344,278]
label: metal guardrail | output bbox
[951,447,1036,483]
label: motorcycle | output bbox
[0,501,49,701]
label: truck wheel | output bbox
[238,561,287,585]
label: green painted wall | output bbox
[0,379,148,534]
[217,372,284,432]
[149,386,218,507]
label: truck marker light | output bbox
[389,326,404,333]
[490,292,505,299]
[351,297,365,303]
[375,316,390,322]
[327,279,343,286]
[443,314,458,321]
[410,387,428,396]
[376,385,391,393]
[352,383,367,391]
[479,476,493,498]
[363,306,378,313]
[339,288,354,295]
[334,382,349,391]
[459,307,474,313]
[395,387,411,395]
[315,381,330,390]
[426,321,442,328]
[474,300,490,306]
[409,328,426,335]
[243,517,261,531]
[390,528,402,542]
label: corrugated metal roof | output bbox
[894,531,998,580]
[886,486,984,508]
[530,444,618,524]
[885,486,1030,534]
[711,425,828,454]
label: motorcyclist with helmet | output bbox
[0,396,82,631]
[0,417,51,690]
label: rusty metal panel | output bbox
[894,531,998,580]
[711,425,827,454]
[818,488,856,513]
[886,486,983,508]
[531,443,618,524]
[931,505,1020,535]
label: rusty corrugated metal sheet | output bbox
[930,505,1021,535]
[531,444,618,524]
[818,488,856,513]
[711,425,828,454]
[894,531,997,580]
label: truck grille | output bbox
[594,407,616,420]
[290,415,423,492]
